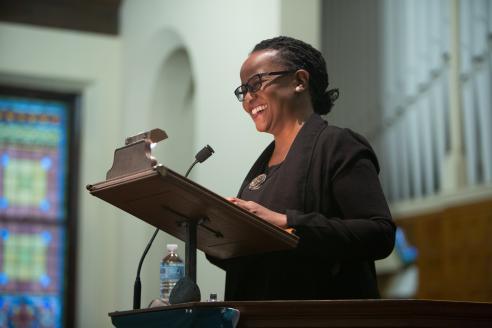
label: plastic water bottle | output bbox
[160,244,185,303]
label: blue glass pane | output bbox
[0,94,70,328]
[0,222,65,295]
[0,294,62,328]
[0,97,68,221]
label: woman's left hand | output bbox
[226,197,288,228]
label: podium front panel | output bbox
[109,299,492,327]
[87,166,298,259]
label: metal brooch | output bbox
[248,173,267,190]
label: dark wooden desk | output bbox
[109,299,492,327]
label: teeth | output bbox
[252,105,267,115]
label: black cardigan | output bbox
[208,113,395,300]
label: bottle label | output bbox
[160,263,184,281]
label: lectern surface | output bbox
[87,166,298,259]
[109,299,492,328]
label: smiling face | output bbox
[239,50,299,135]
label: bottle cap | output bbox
[166,244,178,252]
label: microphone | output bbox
[184,145,214,177]
[195,145,215,163]
[133,145,215,310]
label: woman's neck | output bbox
[269,110,312,166]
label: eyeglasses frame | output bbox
[233,69,298,102]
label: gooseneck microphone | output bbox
[133,230,158,310]
[184,145,215,177]
[132,145,215,310]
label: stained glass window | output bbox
[0,89,77,328]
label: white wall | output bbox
[0,0,321,326]
[321,0,382,138]
[281,0,321,48]
[119,0,282,310]
[0,23,122,327]
[119,0,321,311]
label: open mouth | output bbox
[251,104,267,116]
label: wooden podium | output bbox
[88,163,492,327]
[87,163,299,307]
[87,164,298,260]
[108,299,492,327]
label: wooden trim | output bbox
[395,197,492,302]
[64,90,81,328]
[0,0,121,35]
[109,299,492,327]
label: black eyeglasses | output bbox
[233,70,297,102]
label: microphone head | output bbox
[195,145,215,163]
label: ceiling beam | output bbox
[0,0,121,35]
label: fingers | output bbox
[227,197,245,208]
[227,197,242,206]
[226,197,288,229]
[228,197,254,212]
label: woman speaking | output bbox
[208,36,395,301]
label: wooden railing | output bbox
[395,197,492,301]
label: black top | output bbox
[240,163,283,202]
[207,113,395,301]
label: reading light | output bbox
[106,128,168,180]
[124,129,167,146]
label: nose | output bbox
[242,92,255,112]
[243,89,255,104]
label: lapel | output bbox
[238,113,327,211]
[238,142,274,196]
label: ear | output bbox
[294,69,310,93]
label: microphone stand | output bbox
[133,228,158,309]
[132,145,214,309]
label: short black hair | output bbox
[253,36,339,115]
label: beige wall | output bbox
[0,0,320,326]
[281,0,321,48]
[0,23,122,327]
[119,0,322,312]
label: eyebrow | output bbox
[241,72,263,84]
